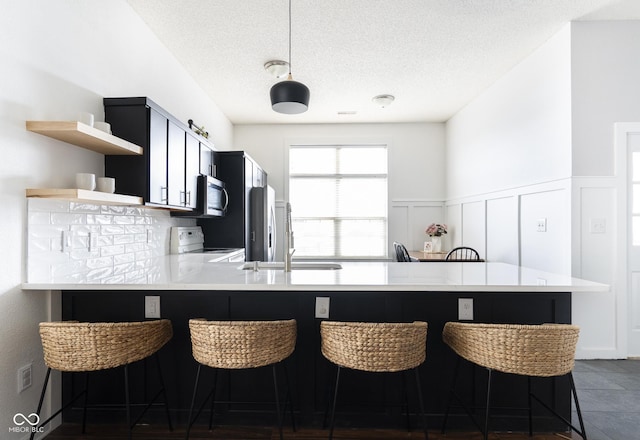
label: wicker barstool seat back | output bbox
[186,319,298,440]
[32,319,173,440]
[441,321,587,440]
[189,319,296,369]
[442,322,579,377]
[321,321,429,440]
[320,321,427,372]
[39,320,173,372]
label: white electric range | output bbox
[170,226,245,262]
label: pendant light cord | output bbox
[288,0,292,77]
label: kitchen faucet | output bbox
[284,202,295,272]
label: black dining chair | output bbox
[445,246,481,261]
[393,242,416,262]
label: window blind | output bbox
[289,144,388,258]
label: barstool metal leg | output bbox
[283,361,296,432]
[208,368,219,431]
[185,364,203,440]
[30,368,52,440]
[570,373,588,439]
[81,373,89,434]
[414,367,429,440]
[328,365,342,440]
[527,376,533,437]
[124,365,132,440]
[441,356,461,434]
[402,370,411,432]
[153,353,173,431]
[272,364,284,440]
[483,368,493,440]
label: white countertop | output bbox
[22,254,609,292]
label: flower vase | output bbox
[431,236,442,253]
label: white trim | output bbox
[614,122,640,358]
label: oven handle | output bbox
[222,188,229,212]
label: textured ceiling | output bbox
[126,0,640,125]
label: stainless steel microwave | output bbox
[198,174,228,217]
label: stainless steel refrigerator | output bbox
[250,185,276,261]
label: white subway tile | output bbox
[113,234,134,245]
[114,253,135,264]
[100,225,125,235]
[100,245,125,257]
[87,214,113,225]
[86,256,113,269]
[28,212,51,225]
[87,267,114,282]
[28,198,70,212]
[70,203,101,213]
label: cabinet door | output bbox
[167,121,186,207]
[185,134,200,209]
[200,144,214,176]
[148,109,168,205]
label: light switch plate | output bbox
[590,218,606,234]
[536,218,547,232]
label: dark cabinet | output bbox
[198,151,266,259]
[200,144,215,177]
[104,97,214,210]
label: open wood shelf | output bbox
[26,188,143,206]
[26,121,143,155]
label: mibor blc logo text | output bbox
[9,413,44,434]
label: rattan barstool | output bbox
[441,322,587,440]
[31,319,173,440]
[320,321,429,440]
[186,319,297,440]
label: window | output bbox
[289,144,388,258]
[633,152,640,245]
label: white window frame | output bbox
[285,139,389,260]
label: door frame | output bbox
[614,122,640,358]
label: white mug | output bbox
[96,177,116,193]
[77,112,94,127]
[76,173,96,191]
[93,121,111,134]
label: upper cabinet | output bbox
[103,97,215,210]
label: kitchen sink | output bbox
[238,262,342,271]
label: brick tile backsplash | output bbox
[27,198,195,283]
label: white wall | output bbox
[445,21,640,358]
[571,21,640,176]
[446,24,573,200]
[0,0,232,435]
[234,123,447,257]
[445,24,573,272]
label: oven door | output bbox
[198,174,228,217]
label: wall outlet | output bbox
[315,297,330,319]
[17,363,32,393]
[458,298,473,321]
[145,296,161,318]
[536,218,547,232]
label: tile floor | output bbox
[573,359,640,440]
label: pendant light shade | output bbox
[270,76,310,114]
[270,0,310,114]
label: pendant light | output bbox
[270,0,310,114]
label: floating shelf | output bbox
[26,188,143,206]
[26,121,143,155]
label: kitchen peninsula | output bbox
[23,259,606,432]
